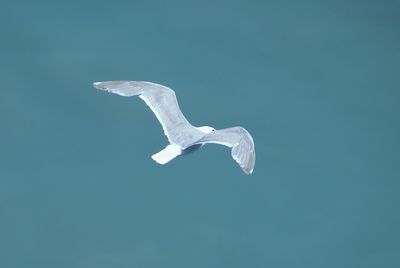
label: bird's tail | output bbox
[151,144,182,165]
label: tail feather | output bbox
[151,144,182,165]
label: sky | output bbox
[0,0,399,267]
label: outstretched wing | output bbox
[94,81,204,148]
[196,127,256,174]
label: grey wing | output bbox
[196,127,256,174]
[93,81,205,148]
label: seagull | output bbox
[93,81,256,174]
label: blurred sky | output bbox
[0,0,399,267]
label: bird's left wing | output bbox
[196,127,256,174]
[93,81,204,148]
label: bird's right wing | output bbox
[94,81,204,148]
[196,127,256,174]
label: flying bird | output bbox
[93,81,256,174]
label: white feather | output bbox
[151,144,182,165]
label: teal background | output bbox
[1,0,399,267]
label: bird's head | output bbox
[197,126,216,134]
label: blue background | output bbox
[1,0,399,267]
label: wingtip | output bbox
[93,82,103,89]
[243,169,254,175]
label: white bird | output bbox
[93,81,256,174]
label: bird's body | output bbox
[181,143,203,155]
[93,81,256,174]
